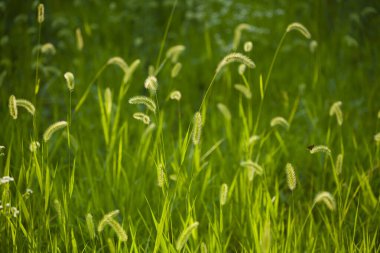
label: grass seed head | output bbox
[216,53,255,76]
[335,153,343,175]
[285,163,296,191]
[128,96,156,113]
[270,117,289,129]
[169,90,182,101]
[220,183,228,206]
[76,28,83,51]
[244,41,253,52]
[29,141,40,152]
[374,133,380,143]
[64,72,75,92]
[43,121,68,142]
[234,84,252,99]
[41,43,56,55]
[171,62,182,78]
[107,57,128,74]
[286,22,311,39]
[233,23,251,50]
[37,3,44,23]
[144,75,158,92]
[313,191,336,211]
[105,88,112,118]
[329,101,343,125]
[309,145,331,155]
[176,222,199,251]
[238,64,246,75]
[192,112,202,145]
[240,160,264,176]
[166,45,185,63]
[133,112,150,125]
[16,99,35,116]
[217,103,231,121]
[9,95,18,119]
[86,213,95,240]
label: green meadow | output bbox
[1,0,380,252]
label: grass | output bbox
[1,0,380,252]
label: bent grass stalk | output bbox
[176,221,199,251]
[43,121,68,142]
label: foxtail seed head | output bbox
[144,76,158,92]
[240,160,263,176]
[233,23,251,50]
[16,99,35,116]
[169,90,182,101]
[309,145,331,155]
[220,183,228,206]
[329,101,343,126]
[285,163,296,191]
[216,53,255,76]
[217,103,231,121]
[234,84,252,99]
[41,43,56,55]
[192,112,202,145]
[43,121,68,142]
[313,191,336,211]
[107,57,128,74]
[86,213,95,240]
[244,41,253,52]
[133,112,150,125]
[128,96,156,113]
[270,117,289,129]
[29,141,40,152]
[335,153,343,175]
[76,28,83,51]
[166,45,185,63]
[64,72,75,92]
[105,88,112,118]
[37,4,44,24]
[286,22,311,39]
[9,95,17,119]
[374,133,380,143]
[171,62,182,78]
[176,222,199,251]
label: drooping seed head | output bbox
[9,95,18,119]
[175,222,199,251]
[64,72,75,92]
[233,23,252,50]
[309,145,331,155]
[329,101,343,126]
[270,117,290,130]
[128,96,156,113]
[43,121,68,142]
[285,163,296,191]
[40,43,56,55]
[169,90,182,101]
[107,57,128,74]
[216,53,255,76]
[133,112,150,125]
[313,191,336,211]
[144,75,158,92]
[192,112,202,145]
[240,160,264,176]
[234,84,252,99]
[286,22,311,39]
[166,45,185,63]
[16,99,35,116]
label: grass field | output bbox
[1,0,380,252]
